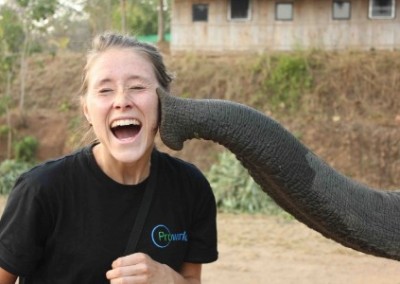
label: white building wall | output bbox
[171,0,400,53]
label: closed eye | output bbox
[99,88,113,94]
[129,86,145,90]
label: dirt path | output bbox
[1,197,399,283]
[203,213,400,284]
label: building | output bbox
[170,0,400,53]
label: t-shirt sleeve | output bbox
[0,174,51,276]
[184,170,218,264]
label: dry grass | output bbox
[307,50,400,124]
[0,50,399,188]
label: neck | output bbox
[92,144,153,185]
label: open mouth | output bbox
[110,119,141,140]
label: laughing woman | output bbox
[0,32,218,284]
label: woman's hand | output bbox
[106,253,202,284]
[106,253,172,284]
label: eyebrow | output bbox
[96,78,112,86]
[126,75,152,84]
[95,75,152,87]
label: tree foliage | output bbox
[13,135,38,163]
[263,54,313,112]
[0,159,32,195]
[0,6,24,78]
[116,0,159,36]
[0,7,24,54]
[84,0,170,36]
[0,0,71,58]
[16,0,58,21]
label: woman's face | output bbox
[82,48,159,164]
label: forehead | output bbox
[87,48,156,84]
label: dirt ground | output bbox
[1,198,399,283]
[203,213,400,284]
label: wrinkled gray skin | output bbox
[157,88,400,261]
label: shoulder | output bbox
[155,150,215,206]
[156,150,207,182]
[13,146,89,194]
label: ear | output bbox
[80,96,91,124]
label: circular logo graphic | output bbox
[151,224,171,248]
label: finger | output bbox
[112,253,149,268]
[109,275,147,284]
[106,263,149,279]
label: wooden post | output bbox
[157,0,165,43]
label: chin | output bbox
[112,151,141,164]
[111,144,152,164]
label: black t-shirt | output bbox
[0,145,218,283]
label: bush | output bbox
[0,159,32,195]
[205,150,291,217]
[14,136,38,163]
[0,124,10,137]
[264,53,312,112]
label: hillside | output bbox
[0,50,399,189]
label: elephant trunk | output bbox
[157,88,400,261]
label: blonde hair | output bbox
[80,31,173,96]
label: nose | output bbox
[113,89,132,110]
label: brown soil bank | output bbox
[0,50,399,189]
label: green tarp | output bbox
[137,33,171,43]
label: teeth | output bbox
[111,119,140,128]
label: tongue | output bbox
[113,126,139,140]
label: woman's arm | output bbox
[0,267,17,284]
[175,262,201,284]
[106,253,202,283]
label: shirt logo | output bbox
[151,224,188,248]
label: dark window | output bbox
[193,4,209,22]
[333,1,351,20]
[276,2,293,21]
[230,0,250,19]
[369,0,395,19]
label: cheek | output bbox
[150,97,160,127]
[85,98,110,123]
[141,94,159,124]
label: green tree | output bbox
[3,0,58,115]
[111,0,158,35]
[42,1,91,52]
[14,0,59,116]
[84,0,170,39]
[15,0,58,22]
[0,6,25,158]
[0,1,61,162]
[85,0,114,34]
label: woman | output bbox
[0,32,218,283]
